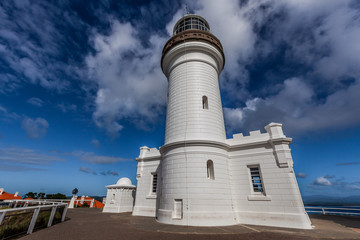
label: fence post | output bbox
[322,208,326,215]
[27,207,40,234]
[61,205,68,222]
[0,211,5,225]
[48,206,57,227]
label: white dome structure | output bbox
[103,177,136,213]
[116,177,133,187]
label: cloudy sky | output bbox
[0,0,359,198]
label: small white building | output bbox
[107,14,312,229]
[103,177,136,213]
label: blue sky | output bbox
[0,0,360,198]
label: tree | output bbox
[37,192,45,199]
[46,193,67,199]
[24,192,37,199]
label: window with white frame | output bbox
[249,166,264,193]
[207,160,214,180]
[151,173,158,193]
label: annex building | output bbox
[103,14,312,229]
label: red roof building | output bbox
[0,188,22,200]
[71,196,104,208]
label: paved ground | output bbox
[20,208,360,240]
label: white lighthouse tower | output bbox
[121,13,312,229]
[158,14,235,226]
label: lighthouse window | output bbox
[249,166,264,193]
[202,96,208,109]
[151,173,158,193]
[174,16,210,35]
[207,160,215,180]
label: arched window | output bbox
[207,160,214,180]
[202,96,208,109]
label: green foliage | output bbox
[24,192,37,199]
[0,210,33,238]
[23,192,68,199]
[37,192,45,199]
[46,193,67,199]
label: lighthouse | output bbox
[157,14,235,226]
[109,13,312,230]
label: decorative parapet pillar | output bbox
[265,122,293,168]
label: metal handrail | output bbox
[305,206,360,216]
[0,200,68,235]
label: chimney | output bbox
[0,188,4,195]
[14,192,18,197]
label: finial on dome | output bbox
[185,4,189,15]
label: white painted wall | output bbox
[132,147,161,217]
[157,143,236,226]
[227,123,312,229]
[103,188,135,213]
[162,42,226,144]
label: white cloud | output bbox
[190,0,360,135]
[223,107,243,134]
[0,2,84,91]
[22,117,49,139]
[165,8,184,36]
[57,103,77,113]
[71,151,130,164]
[0,104,20,121]
[91,139,101,147]
[79,166,118,176]
[296,172,307,178]
[224,77,360,135]
[85,20,167,136]
[314,177,332,186]
[79,166,91,174]
[193,0,255,101]
[0,146,63,165]
[0,163,47,172]
[27,97,44,107]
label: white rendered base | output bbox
[236,211,312,229]
[157,209,236,226]
[103,205,133,213]
[132,206,157,217]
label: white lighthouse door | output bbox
[173,199,183,219]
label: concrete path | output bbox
[20,208,360,240]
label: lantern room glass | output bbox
[174,16,210,35]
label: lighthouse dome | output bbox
[116,177,133,186]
